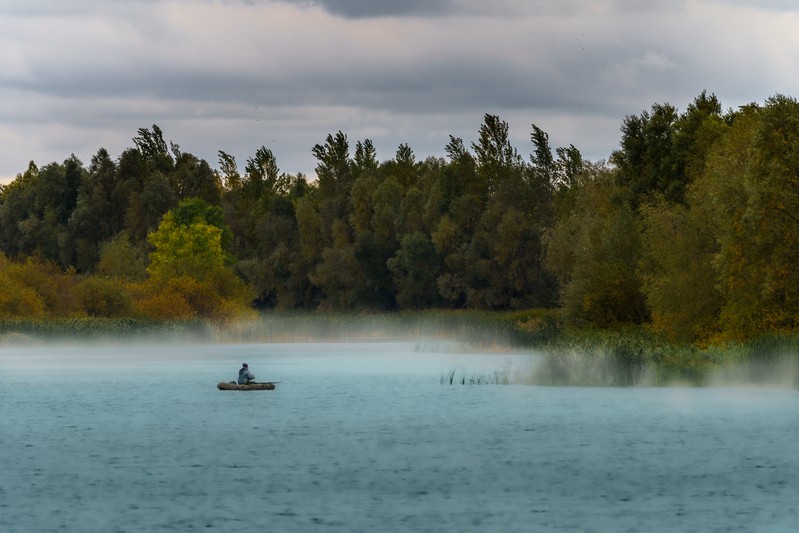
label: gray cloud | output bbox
[307,0,452,18]
[1,0,798,182]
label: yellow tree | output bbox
[143,201,253,319]
[147,212,224,282]
[0,255,46,318]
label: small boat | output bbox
[217,381,276,391]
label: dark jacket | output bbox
[238,367,255,384]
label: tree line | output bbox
[1,92,798,342]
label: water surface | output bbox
[1,342,798,532]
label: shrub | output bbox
[76,276,134,317]
[134,286,196,320]
[0,271,46,318]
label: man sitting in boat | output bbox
[238,363,255,384]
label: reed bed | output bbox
[442,327,799,388]
[521,330,799,387]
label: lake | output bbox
[1,341,798,532]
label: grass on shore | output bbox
[0,317,213,344]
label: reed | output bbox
[524,328,799,387]
[441,368,457,385]
[441,360,522,385]
[704,334,799,388]
[441,368,509,385]
[442,329,799,388]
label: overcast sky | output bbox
[1,0,798,184]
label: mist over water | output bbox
[2,341,798,532]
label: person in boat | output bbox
[238,363,255,384]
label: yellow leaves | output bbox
[0,241,253,322]
[430,215,458,255]
[134,280,198,320]
[639,197,722,342]
[670,97,799,341]
[147,212,225,282]
[75,276,133,318]
[96,233,147,280]
[0,270,46,319]
[134,203,254,320]
[0,253,77,319]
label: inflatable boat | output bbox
[217,381,276,391]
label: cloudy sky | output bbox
[1,0,798,184]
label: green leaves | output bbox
[147,212,225,282]
[6,97,799,340]
[146,198,235,282]
[387,232,440,309]
[640,197,721,342]
[553,170,647,326]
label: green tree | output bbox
[312,131,353,214]
[703,96,799,337]
[636,94,728,342]
[114,147,148,237]
[547,168,647,326]
[612,102,680,204]
[245,146,280,195]
[76,276,134,317]
[133,124,174,174]
[530,124,556,188]
[671,91,725,187]
[639,197,722,342]
[171,197,233,261]
[352,229,396,309]
[473,114,522,196]
[348,171,397,309]
[353,139,378,176]
[383,143,417,191]
[146,211,225,281]
[430,136,481,216]
[387,232,440,309]
[226,160,311,310]
[218,150,241,190]
[309,225,363,310]
[126,171,177,243]
[96,232,147,280]
[171,152,221,204]
[62,148,120,272]
[0,156,85,267]
[0,161,39,258]
[425,138,480,308]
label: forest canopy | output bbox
[2,92,799,342]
